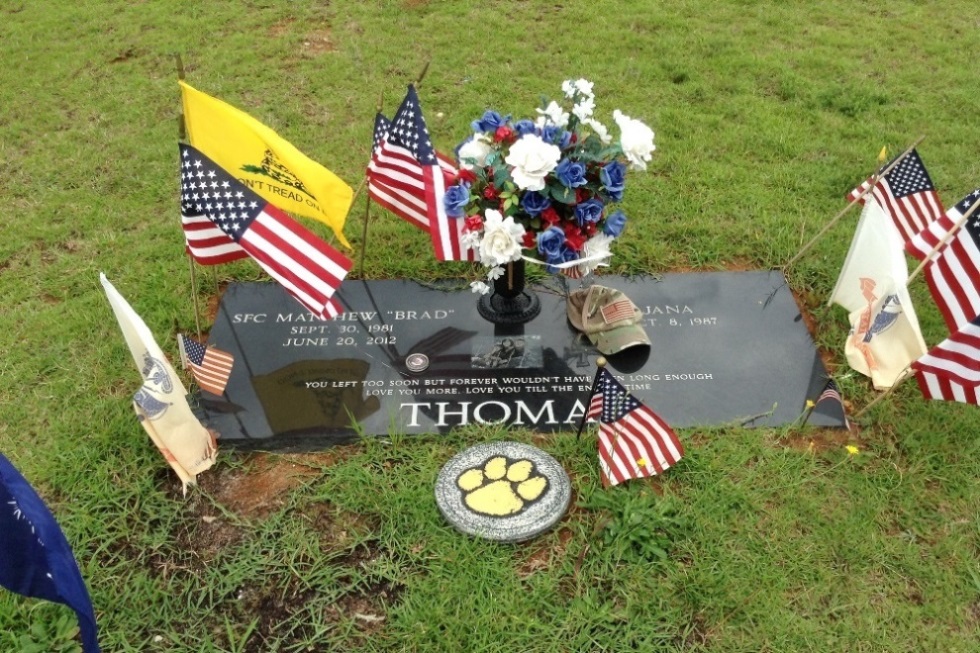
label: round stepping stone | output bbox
[435,441,571,542]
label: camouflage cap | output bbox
[567,285,650,355]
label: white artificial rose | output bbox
[460,229,482,251]
[572,96,596,122]
[585,118,612,145]
[456,134,492,170]
[561,79,577,98]
[535,101,569,128]
[577,233,614,276]
[470,281,491,295]
[478,210,526,267]
[573,79,595,99]
[503,134,561,191]
[613,109,656,171]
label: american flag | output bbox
[180,199,249,265]
[904,190,980,332]
[846,148,944,243]
[804,378,852,431]
[905,189,980,261]
[178,334,234,396]
[179,143,351,319]
[600,299,636,324]
[911,315,980,405]
[366,113,427,230]
[586,367,684,486]
[366,86,473,261]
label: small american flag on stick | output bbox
[585,367,684,487]
[847,148,943,243]
[178,334,234,396]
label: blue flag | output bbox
[0,453,100,652]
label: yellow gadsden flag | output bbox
[179,80,353,248]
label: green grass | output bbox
[3,1,980,651]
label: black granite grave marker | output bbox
[198,272,843,450]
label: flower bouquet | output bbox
[445,79,656,295]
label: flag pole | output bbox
[782,135,926,271]
[358,90,383,278]
[415,60,431,87]
[853,366,914,419]
[174,53,204,339]
[576,356,606,440]
[906,196,980,285]
[188,257,203,340]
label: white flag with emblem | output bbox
[100,273,217,491]
[829,201,928,388]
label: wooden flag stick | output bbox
[575,357,606,439]
[906,196,980,285]
[358,190,372,278]
[415,60,431,87]
[188,256,203,341]
[854,366,914,419]
[782,135,926,271]
[357,91,384,278]
[173,53,203,337]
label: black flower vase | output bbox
[477,259,541,325]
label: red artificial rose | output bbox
[522,231,537,248]
[584,222,597,237]
[563,223,587,252]
[494,126,516,144]
[457,169,477,184]
[541,207,561,226]
[575,188,590,204]
[464,215,484,232]
[483,184,499,200]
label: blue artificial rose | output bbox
[555,158,587,189]
[575,198,605,226]
[513,119,537,136]
[541,125,562,147]
[603,209,628,237]
[470,110,510,133]
[537,225,566,262]
[542,244,578,273]
[540,125,571,148]
[443,183,471,218]
[520,191,551,216]
[600,160,627,201]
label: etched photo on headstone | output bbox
[470,335,543,369]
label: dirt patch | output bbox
[778,426,863,454]
[162,450,359,559]
[268,18,294,37]
[324,578,405,642]
[209,452,332,518]
[517,526,575,578]
[301,29,336,55]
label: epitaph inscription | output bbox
[200,272,842,449]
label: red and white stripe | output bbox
[426,163,475,262]
[181,210,249,265]
[915,234,980,333]
[600,299,636,325]
[597,412,684,487]
[912,317,980,404]
[865,178,943,243]
[906,212,959,262]
[240,205,352,320]
[367,141,457,233]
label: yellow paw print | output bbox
[456,456,549,517]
